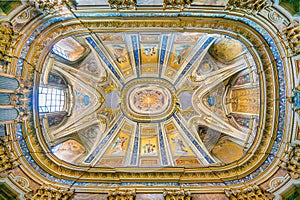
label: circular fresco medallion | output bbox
[121,79,176,122]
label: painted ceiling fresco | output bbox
[39,32,260,168]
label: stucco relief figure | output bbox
[111,136,128,155]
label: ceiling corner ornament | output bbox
[281,23,300,56]
[108,189,136,200]
[26,187,75,200]
[280,144,300,179]
[163,0,192,10]
[164,189,191,200]
[225,185,273,200]
[225,0,269,13]
[108,0,137,10]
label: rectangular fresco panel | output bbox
[105,131,131,157]
[140,136,158,156]
[139,124,160,166]
[167,132,194,157]
[168,44,193,70]
[141,44,159,65]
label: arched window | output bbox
[38,87,65,113]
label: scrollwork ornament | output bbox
[225,185,272,200]
[108,189,136,200]
[225,0,270,14]
[108,0,136,10]
[281,22,300,56]
[163,0,192,10]
[280,144,300,179]
[0,136,19,173]
[163,189,191,200]
[26,186,75,200]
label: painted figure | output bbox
[172,46,189,64]
[143,46,156,56]
[112,45,127,64]
[112,136,128,154]
[172,136,188,153]
[142,139,156,154]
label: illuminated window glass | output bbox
[38,87,65,113]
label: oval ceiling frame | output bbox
[10,12,289,192]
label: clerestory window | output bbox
[38,87,65,113]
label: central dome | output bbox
[121,79,176,122]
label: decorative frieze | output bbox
[226,0,268,13]
[163,0,192,10]
[107,189,136,200]
[108,0,136,10]
[225,185,270,200]
[280,144,300,179]
[163,189,191,200]
[27,186,74,200]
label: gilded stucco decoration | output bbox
[0,136,19,172]
[282,22,300,55]
[225,0,269,13]
[108,189,136,200]
[280,144,300,179]
[225,185,272,200]
[164,189,191,200]
[108,0,137,10]
[26,186,75,200]
[0,0,297,199]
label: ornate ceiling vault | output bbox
[0,0,299,199]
